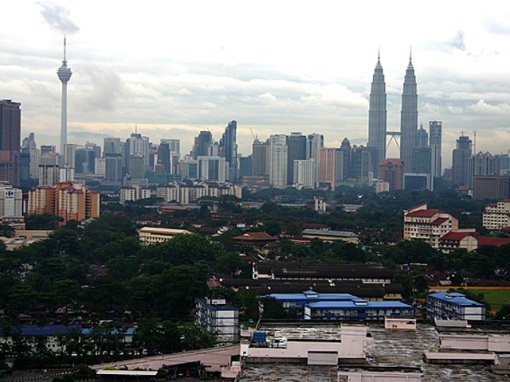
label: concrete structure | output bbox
[138,227,192,246]
[301,228,359,244]
[400,56,418,174]
[195,297,239,343]
[378,158,404,190]
[243,325,367,364]
[483,199,510,229]
[403,203,459,249]
[57,38,72,157]
[27,181,100,225]
[367,54,387,175]
[427,292,486,321]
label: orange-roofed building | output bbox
[403,203,459,249]
[27,181,100,225]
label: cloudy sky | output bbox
[1,1,510,168]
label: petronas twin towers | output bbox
[367,53,418,174]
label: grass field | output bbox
[461,289,510,313]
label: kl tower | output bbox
[57,36,72,156]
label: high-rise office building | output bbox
[468,151,496,188]
[0,99,21,186]
[104,138,122,155]
[287,132,307,185]
[451,135,472,186]
[307,133,324,187]
[251,139,269,178]
[317,147,337,190]
[269,134,288,188]
[193,131,213,159]
[400,56,418,173]
[293,159,316,188]
[57,37,72,156]
[429,121,442,178]
[219,121,238,183]
[367,54,387,173]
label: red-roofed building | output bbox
[476,236,510,248]
[483,199,510,230]
[438,231,479,253]
[233,231,278,247]
[403,203,459,249]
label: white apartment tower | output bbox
[269,134,288,188]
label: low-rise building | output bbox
[232,231,278,247]
[138,227,192,246]
[262,290,414,320]
[427,292,486,321]
[404,203,459,249]
[195,297,239,343]
[301,228,359,244]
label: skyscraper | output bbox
[0,99,21,186]
[57,37,72,156]
[367,53,387,173]
[193,131,213,159]
[400,55,418,173]
[287,132,307,185]
[451,135,472,186]
[268,134,287,188]
[219,120,238,183]
[429,121,442,178]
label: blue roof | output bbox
[81,327,136,335]
[263,291,362,303]
[307,301,413,310]
[428,292,485,307]
[0,325,82,337]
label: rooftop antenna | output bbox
[472,129,477,154]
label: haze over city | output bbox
[1,1,510,167]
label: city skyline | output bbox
[1,1,510,168]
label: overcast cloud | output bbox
[1,1,510,168]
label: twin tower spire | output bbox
[368,51,417,175]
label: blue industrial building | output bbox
[427,292,486,321]
[262,290,414,320]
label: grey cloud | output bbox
[38,2,79,34]
[76,63,125,112]
[448,30,465,51]
[485,16,510,35]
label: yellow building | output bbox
[138,227,192,246]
